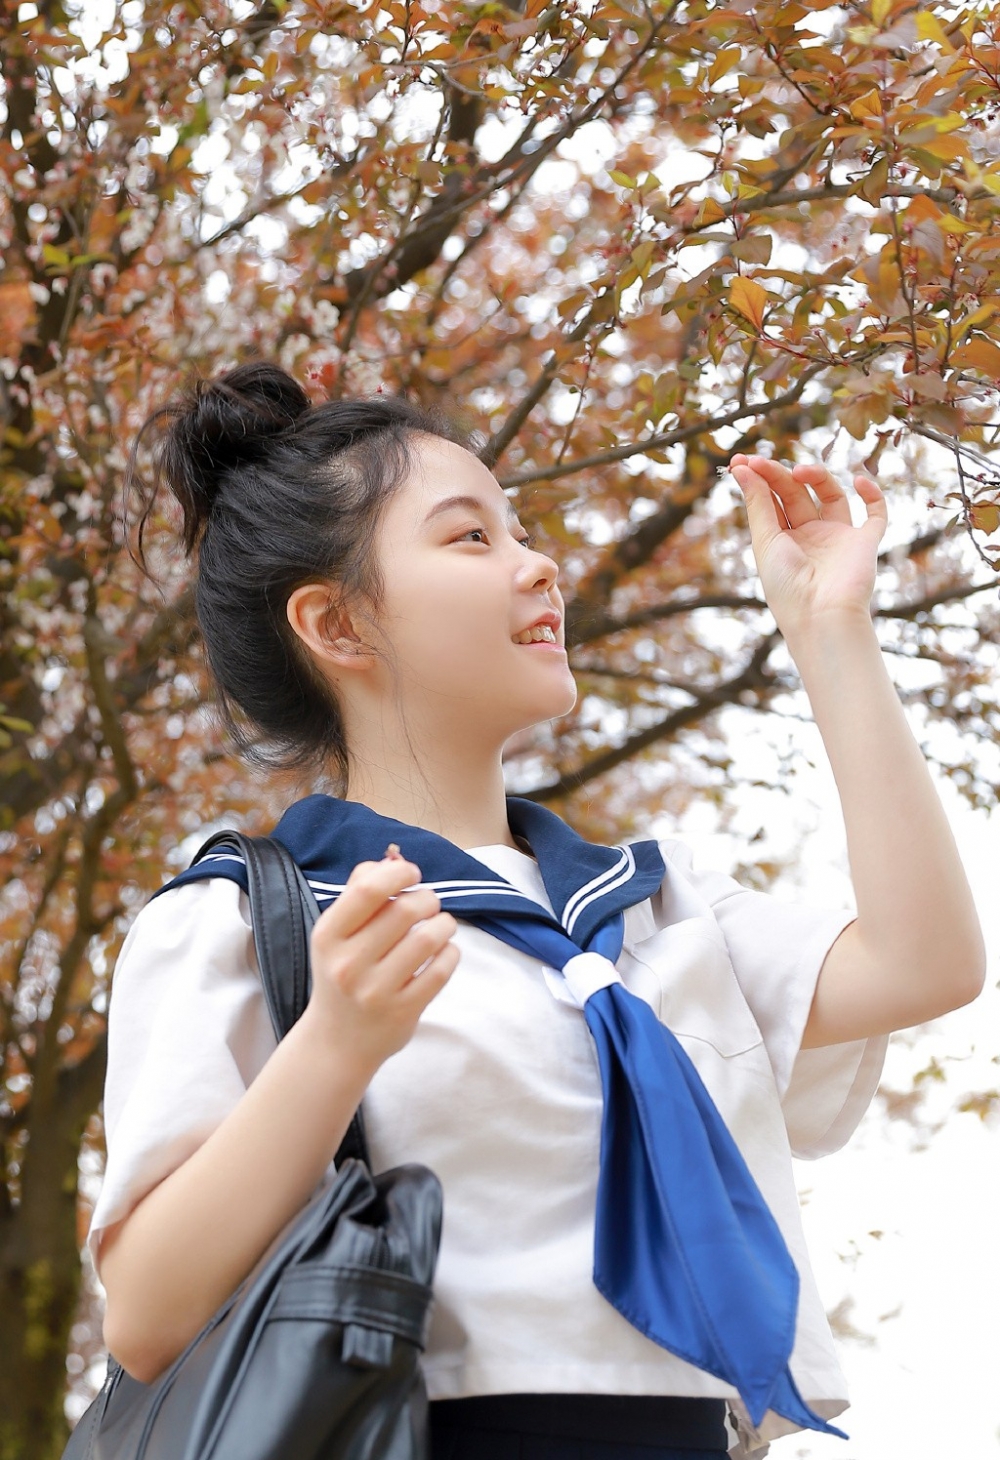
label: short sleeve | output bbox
[87,878,275,1274]
[659,840,887,1160]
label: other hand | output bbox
[306,853,459,1071]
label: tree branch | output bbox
[1,818,77,1044]
[24,790,127,1131]
[566,574,993,647]
[3,585,197,829]
[82,592,138,804]
[56,1030,108,1146]
[685,182,967,236]
[564,416,784,645]
[521,634,778,802]
[498,364,827,490]
[15,587,140,1113]
[339,0,681,319]
[479,304,610,470]
[877,579,997,619]
[583,594,768,642]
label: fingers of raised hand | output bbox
[729,455,788,542]
[739,455,833,528]
[788,462,854,525]
[794,464,887,540]
[852,472,889,536]
[731,455,881,530]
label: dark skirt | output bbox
[428,1394,730,1460]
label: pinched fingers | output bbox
[729,455,788,546]
[352,894,456,985]
[326,887,443,975]
[738,454,831,528]
[732,454,883,531]
[313,856,422,945]
[310,853,458,995]
[314,900,458,1042]
[304,852,460,1067]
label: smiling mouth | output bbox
[513,625,558,645]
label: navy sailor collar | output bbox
[160,793,666,946]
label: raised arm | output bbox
[729,454,985,1048]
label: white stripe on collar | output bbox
[561,846,630,929]
[193,851,565,921]
[565,845,636,939]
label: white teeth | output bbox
[513,624,557,644]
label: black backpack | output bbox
[65,831,442,1460]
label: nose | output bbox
[516,543,559,593]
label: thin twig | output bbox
[498,364,827,488]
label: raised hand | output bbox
[729,454,887,641]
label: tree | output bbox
[1,0,999,1451]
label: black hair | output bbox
[127,361,462,781]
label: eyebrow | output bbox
[422,493,520,528]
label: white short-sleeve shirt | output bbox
[89,838,886,1455]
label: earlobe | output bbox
[285,583,375,672]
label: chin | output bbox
[552,668,579,717]
[512,680,578,731]
[555,679,579,718]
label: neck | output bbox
[343,728,518,852]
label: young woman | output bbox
[90,362,985,1459]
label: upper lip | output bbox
[516,610,562,638]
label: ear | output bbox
[285,582,375,675]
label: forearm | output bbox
[100,1006,373,1383]
[788,609,985,1035]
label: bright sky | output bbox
[794,793,1000,1460]
[673,725,1000,1460]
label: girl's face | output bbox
[366,435,578,745]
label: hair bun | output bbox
[157,362,311,551]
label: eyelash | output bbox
[460,528,536,550]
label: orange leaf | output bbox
[969,502,1000,535]
[0,280,37,344]
[950,338,1000,377]
[903,193,943,224]
[729,276,768,330]
[908,134,966,164]
[849,88,883,122]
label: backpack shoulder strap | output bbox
[189,828,369,1168]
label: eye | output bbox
[517,532,537,551]
[459,527,489,544]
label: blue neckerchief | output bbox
[160,793,844,1439]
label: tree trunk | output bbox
[0,1213,79,1459]
[0,1047,106,1460]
